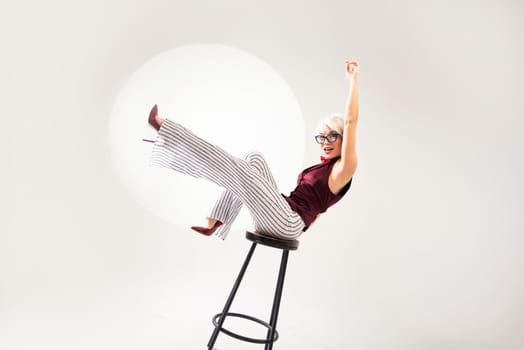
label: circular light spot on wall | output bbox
[108,43,305,233]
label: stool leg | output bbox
[207,242,258,349]
[265,249,290,350]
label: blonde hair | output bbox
[316,114,344,136]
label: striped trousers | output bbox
[149,119,305,240]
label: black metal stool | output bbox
[207,231,300,350]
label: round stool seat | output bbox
[246,231,300,251]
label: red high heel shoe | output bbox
[148,104,160,131]
[191,221,223,236]
[142,104,160,143]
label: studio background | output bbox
[1,0,523,349]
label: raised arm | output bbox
[332,59,359,187]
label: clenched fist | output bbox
[345,59,359,81]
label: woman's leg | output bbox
[150,119,305,240]
[209,151,279,240]
[207,190,241,240]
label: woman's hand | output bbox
[345,59,360,81]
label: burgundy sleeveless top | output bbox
[283,157,352,231]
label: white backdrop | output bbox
[1,1,523,349]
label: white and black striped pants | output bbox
[149,119,305,240]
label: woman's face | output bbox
[316,125,342,160]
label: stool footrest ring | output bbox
[212,312,279,344]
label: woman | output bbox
[145,59,359,240]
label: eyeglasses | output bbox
[314,133,340,144]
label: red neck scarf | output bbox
[320,156,329,164]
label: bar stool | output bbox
[207,231,300,350]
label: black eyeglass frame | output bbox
[314,133,340,144]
